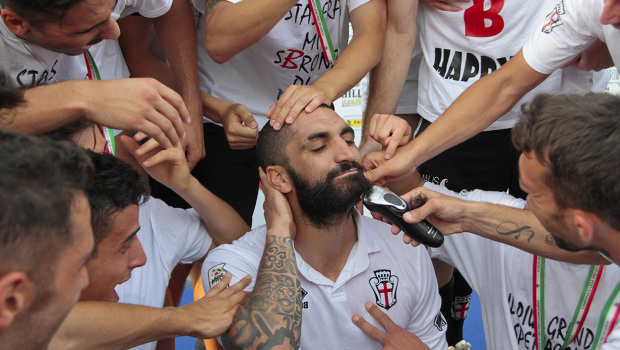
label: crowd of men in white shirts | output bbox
[1,0,620,349]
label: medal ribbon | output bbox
[533,256,604,349]
[308,0,337,64]
[83,50,116,155]
[592,283,620,349]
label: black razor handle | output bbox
[363,185,444,248]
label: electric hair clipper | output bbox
[362,185,444,248]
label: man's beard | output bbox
[287,161,372,228]
[543,213,602,254]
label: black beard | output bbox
[287,161,372,228]
[552,234,586,252]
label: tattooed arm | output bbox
[221,168,302,350]
[393,186,608,265]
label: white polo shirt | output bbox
[203,210,447,350]
[116,197,213,350]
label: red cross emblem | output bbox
[370,270,399,310]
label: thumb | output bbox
[236,106,258,129]
[364,165,387,187]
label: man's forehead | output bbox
[292,108,351,139]
[56,0,117,29]
[108,204,140,243]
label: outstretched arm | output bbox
[362,0,417,154]
[394,186,608,265]
[152,0,205,168]
[51,273,250,350]
[119,135,249,246]
[1,79,190,148]
[364,50,549,185]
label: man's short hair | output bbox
[512,93,620,231]
[256,104,334,169]
[0,129,93,309]
[1,0,84,25]
[256,122,296,170]
[87,152,148,253]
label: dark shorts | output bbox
[416,118,526,199]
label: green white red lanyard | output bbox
[83,50,116,155]
[592,283,620,349]
[532,255,620,349]
[308,0,340,64]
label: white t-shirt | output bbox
[192,0,368,128]
[425,183,620,350]
[523,0,620,73]
[416,1,608,131]
[0,0,171,88]
[116,197,213,350]
[202,210,448,349]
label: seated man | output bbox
[202,106,447,349]
[0,129,94,350]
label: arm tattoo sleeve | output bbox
[223,234,302,350]
[204,0,222,16]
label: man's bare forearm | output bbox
[174,177,249,246]
[406,50,549,168]
[463,201,608,265]
[1,81,88,135]
[363,0,417,139]
[51,302,196,350]
[224,231,301,350]
[312,0,386,105]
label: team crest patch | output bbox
[208,263,228,288]
[452,295,472,320]
[541,0,565,34]
[369,270,399,310]
[433,312,447,331]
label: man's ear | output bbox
[265,165,293,194]
[0,271,31,330]
[1,8,32,37]
[573,209,596,245]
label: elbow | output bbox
[205,39,234,64]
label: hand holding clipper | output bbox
[363,185,444,248]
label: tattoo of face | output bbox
[544,235,556,245]
[204,0,222,16]
[225,234,302,349]
[496,221,535,242]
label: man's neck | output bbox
[292,209,358,282]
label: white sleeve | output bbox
[142,198,213,268]
[405,250,448,350]
[201,231,264,292]
[115,0,173,19]
[522,0,599,74]
[347,0,371,13]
